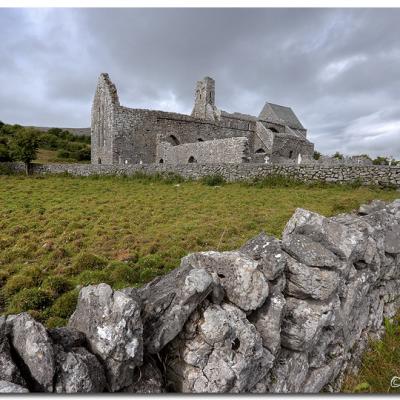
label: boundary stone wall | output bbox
[1,199,400,393]
[2,162,400,188]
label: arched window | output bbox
[255,148,266,154]
[269,127,279,133]
[98,158,102,164]
[197,138,204,142]
[188,156,197,163]
[159,159,164,164]
[167,135,180,146]
[289,150,293,159]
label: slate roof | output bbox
[258,102,305,130]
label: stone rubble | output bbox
[0,198,399,393]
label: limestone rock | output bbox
[0,317,25,387]
[54,346,106,393]
[182,251,269,312]
[7,313,55,392]
[248,292,286,355]
[385,224,400,254]
[282,234,340,269]
[285,256,340,301]
[267,349,309,393]
[122,356,164,393]
[240,232,286,280]
[167,302,274,393]
[0,380,29,393]
[68,283,143,392]
[283,208,363,261]
[358,200,387,215]
[281,296,339,352]
[136,263,213,353]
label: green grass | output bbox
[343,314,400,393]
[0,173,398,327]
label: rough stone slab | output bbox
[54,346,106,393]
[166,302,274,393]
[285,256,340,301]
[248,292,286,355]
[283,208,363,261]
[282,233,340,269]
[358,200,387,215]
[385,224,400,254]
[135,263,213,354]
[68,283,143,392]
[181,251,269,312]
[281,296,339,352]
[0,317,25,387]
[0,380,29,393]
[240,232,286,280]
[7,313,55,392]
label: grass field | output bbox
[0,173,398,331]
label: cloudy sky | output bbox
[1,8,400,158]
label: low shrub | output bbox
[7,288,53,314]
[42,275,74,298]
[49,289,79,319]
[71,253,108,274]
[201,174,226,186]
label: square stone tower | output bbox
[191,77,220,121]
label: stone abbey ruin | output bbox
[91,73,315,166]
[1,199,400,393]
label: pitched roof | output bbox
[258,102,305,130]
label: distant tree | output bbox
[313,151,321,160]
[333,151,344,160]
[0,121,4,128]
[372,156,389,165]
[10,128,40,175]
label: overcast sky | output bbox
[1,8,400,158]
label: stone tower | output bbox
[91,73,119,165]
[191,77,220,121]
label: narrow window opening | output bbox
[289,151,293,159]
[98,158,102,164]
[188,156,197,163]
[159,159,164,164]
[168,135,180,146]
[255,148,266,154]
[198,138,204,142]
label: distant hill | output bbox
[28,126,91,136]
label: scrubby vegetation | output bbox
[0,122,90,164]
[0,173,398,327]
[343,314,400,393]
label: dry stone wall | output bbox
[2,162,400,188]
[1,199,400,393]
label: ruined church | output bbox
[91,73,314,165]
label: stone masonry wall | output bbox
[2,162,400,188]
[156,137,250,164]
[1,199,400,393]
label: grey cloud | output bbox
[0,8,400,157]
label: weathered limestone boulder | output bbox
[384,224,400,254]
[181,251,269,312]
[254,349,309,393]
[281,296,339,352]
[283,208,363,261]
[248,292,286,355]
[166,302,274,393]
[0,380,29,393]
[358,199,387,215]
[68,283,143,392]
[0,317,25,387]
[282,234,340,269]
[54,346,106,393]
[285,256,340,301]
[122,356,164,393]
[7,313,55,392]
[240,232,286,280]
[135,263,213,354]
[303,356,344,393]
